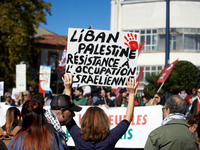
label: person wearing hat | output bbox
[115,88,127,107]
[190,88,200,115]
[44,93,82,146]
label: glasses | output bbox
[154,97,159,99]
[162,107,166,112]
[23,94,27,96]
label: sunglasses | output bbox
[23,94,28,96]
[154,97,159,99]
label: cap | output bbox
[51,95,82,112]
[119,88,127,94]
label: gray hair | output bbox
[165,95,187,115]
[24,90,30,95]
[5,92,11,97]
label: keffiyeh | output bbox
[45,109,68,143]
[161,113,186,126]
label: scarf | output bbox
[45,109,68,143]
[161,113,186,126]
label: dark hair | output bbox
[115,93,127,107]
[11,100,54,150]
[156,93,166,105]
[31,94,45,106]
[77,87,83,95]
[143,95,151,100]
[187,112,200,126]
[165,95,187,115]
[180,87,186,92]
[80,107,110,142]
[197,120,200,138]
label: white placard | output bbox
[39,65,51,93]
[66,28,140,87]
[0,104,162,149]
[0,81,4,97]
[11,88,19,99]
[16,64,26,92]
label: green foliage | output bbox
[143,61,200,97]
[0,0,51,93]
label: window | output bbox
[184,35,200,50]
[140,29,157,51]
[137,65,164,88]
[170,35,176,50]
[48,52,59,70]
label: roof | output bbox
[37,34,67,47]
[35,26,56,37]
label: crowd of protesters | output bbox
[1,76,200,149]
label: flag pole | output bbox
[157,83,165,93]
[101,86,107,106]
[135,89,138,95]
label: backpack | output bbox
[0,126,21,147]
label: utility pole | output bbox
[165,0,170,67]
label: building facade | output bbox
[34,27,67,94]
[110,0,200,91]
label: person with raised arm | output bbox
[62,73,137,150]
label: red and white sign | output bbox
[39,65,51,94]
[57,43,68,77]
[0,104,162,148]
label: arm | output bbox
[62,73,73,98]
[124,77,137,123]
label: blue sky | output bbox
[40,0,111,36]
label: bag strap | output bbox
[11,126,21,136]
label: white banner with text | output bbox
[0,104,162,148]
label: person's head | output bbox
[27,85,33,92]
[163,95,187,119]
[142,95,151,105]
[180,87,186,94]
[31,94,45,106]
[23,90,30,100]
[197,89,200,98]
[4,107,20,133]
[154,93,165,105]
[120,88,127,98]
[99,88,106,98]
[4,92,11,102]
[106,89,111,98]
[14,92,20,100]
[80,106,110,142]
[187,112,200,136]
[11,100,53,150]
[45,92,53,99]
[191,87,197,95]
[75,87,83,98]
[51,95,82,126]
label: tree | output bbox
[0,0,51,93]
[143,61,200,97]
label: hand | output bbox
[62,73,73,90]
[126,77,138,95]
[5,101,11,106]
[62,73,73,97]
